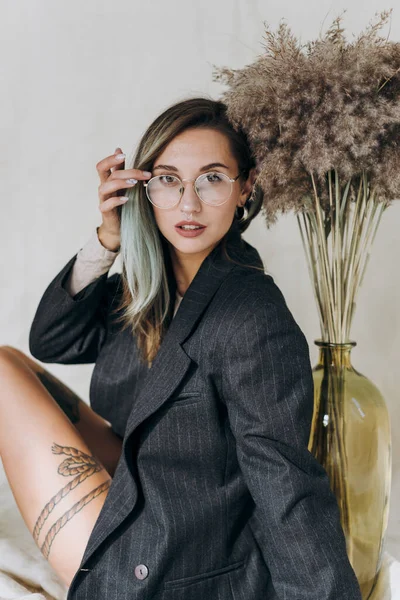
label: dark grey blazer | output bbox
[29,221,361,599]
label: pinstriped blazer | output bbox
[29,220,361,599]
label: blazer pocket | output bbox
[163,558,246,590]
[165,391,202,408]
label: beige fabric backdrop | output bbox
[1,0,399,577]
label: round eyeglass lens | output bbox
[146,172,233,207]
[196,172,232,205]
[146,175,181,207]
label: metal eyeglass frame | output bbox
[143,171,242,208]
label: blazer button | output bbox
[134,564,149,580]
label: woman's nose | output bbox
[179,182,202,213]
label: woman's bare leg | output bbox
[0,345,123,588]
[0,346,123,477]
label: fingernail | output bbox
[120,197,129,202]
[126,178,137,184]
[142,171,152,177]
[115,153,126,160]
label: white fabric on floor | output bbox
[0,459,68,600]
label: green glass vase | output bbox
[309,340,392,599]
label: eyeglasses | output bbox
[143,171,241,208]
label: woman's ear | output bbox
[239,167,257,204]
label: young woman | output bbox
[0,98,361,599]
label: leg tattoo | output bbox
[41,479,111,559]
[33,443,111,558]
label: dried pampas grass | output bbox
[213,10,400,342]
[213,10,400,226]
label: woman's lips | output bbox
[175,225,207,238]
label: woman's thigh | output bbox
[1,346,123,477]
[0,346,122,587]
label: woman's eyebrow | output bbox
[152,162,230,172]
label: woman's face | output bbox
[149,127,254,261]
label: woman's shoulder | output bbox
[215,268,308,351]
[219,267,289,316]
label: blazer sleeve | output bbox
[29,253,121,365]
[222,296,361,599]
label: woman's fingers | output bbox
[96,149,126,185]
[109,147,126,194]
[99,196,130,214]
[96,150,152,185]
[98,172,152,202]
[96,150,152,202]
[98,175,138,201]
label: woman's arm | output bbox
[222,294,361,599]
[29,230,121,365]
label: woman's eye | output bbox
[205,172,222,183]
[159,175,176,184]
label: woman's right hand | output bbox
[96,147,152,250]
